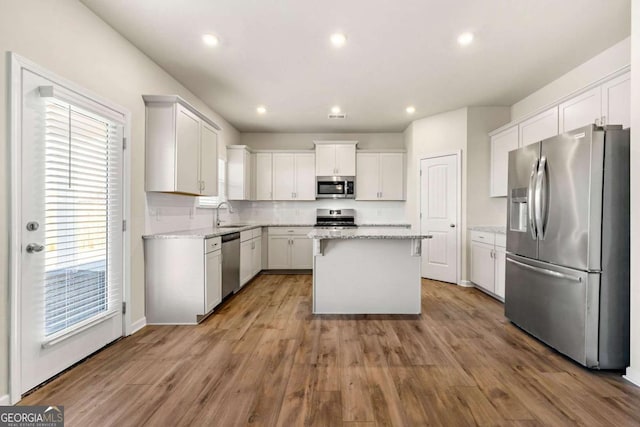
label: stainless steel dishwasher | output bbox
[221,232,240,299]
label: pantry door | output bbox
[16,63,126,395]
[420,153,460,284]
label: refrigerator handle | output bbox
[527,159,539,240]
[535,156,547,240]
[507,257,582,282]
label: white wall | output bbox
[626,0,640,386]
[511,37,631,120]
[0,0,239,398]
[466,107,511,227]
[240,132,404,150]
[404,108,469,279]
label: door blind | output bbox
[43,98,123,338]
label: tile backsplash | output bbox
[145,192,407,235]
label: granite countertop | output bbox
[468,225,506,235]
[308,227,432,240]
[142,223,315,239]
[143,223,413,239]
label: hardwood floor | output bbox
[21,274,640,426]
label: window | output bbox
[198,158,226,207]
[43,97,123,337]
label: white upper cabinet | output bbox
[314,144,336,176]
[227,145,252,200]
[144,95,220,196]
[379,153,405,200]
[272,153,315,200]
[334,144,357,176]
[355,153,379,200]
[519,106,558,147]
[314,141,357,176]
[601,71,630,128]
[558,86,601,133]
[254,152,273,200]
[175,106,201,195]
[200,122,219,196]
[490,125,518,198]
[356,152,405,200]
[489,70,630,200]
[294,153,316,200]
[272,153,295,200]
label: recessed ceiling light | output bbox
[406,106,416,114]
[330,33,347,47]
[202,34,219,47]
[331,106,341,114]
[457,32,474,46]
[256,106,267,114]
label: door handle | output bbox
[26,243,45,253]
[535,156,547,240]
[507,258,582,282]
[527,159,539,240]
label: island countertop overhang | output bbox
[308,227,432,240]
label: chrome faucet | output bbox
[215,201,234,227]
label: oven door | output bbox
[316,177,347,199]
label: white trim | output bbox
[418,150,463,285]
[623,367,640,388]
[0,395,10,406]
[129,317,147,335]
[42,310,119,349]
[142,95,221,130]
[313,140,358,146]
[458,280,474,288]
[8,53,132,404]
[489,65,630,136]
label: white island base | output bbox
[312,236,424,314]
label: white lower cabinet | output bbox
[268,227,313,269]
[144,236,222,324]
[240,228,263,287]
[469,230,506,300]
[205,245,222,313]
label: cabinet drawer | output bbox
[470,230,495,245]
[495,233,506,248]
[205,237,222,253]
[240,230,253,242]
[268,227,313,236]
[252,227,263,239]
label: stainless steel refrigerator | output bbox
[505,124,630,369]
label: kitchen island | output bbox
[308,228,431,314]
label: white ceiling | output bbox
[81,0,630,132]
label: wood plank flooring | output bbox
[21,274,640,426]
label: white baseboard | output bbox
[0,394,10,405]
[623,367,640,387]
[129,317,147,335]
[458,280,474,288]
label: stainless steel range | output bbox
[315,209,357,229]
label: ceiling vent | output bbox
[328,113,347,119]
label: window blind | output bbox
[43,98,123,338]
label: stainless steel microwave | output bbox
[316,176,355,199]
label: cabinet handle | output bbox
[595,117,600,126]
[601,115,606,126]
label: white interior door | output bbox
[420,154,458,283]
[19,69,124,394]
